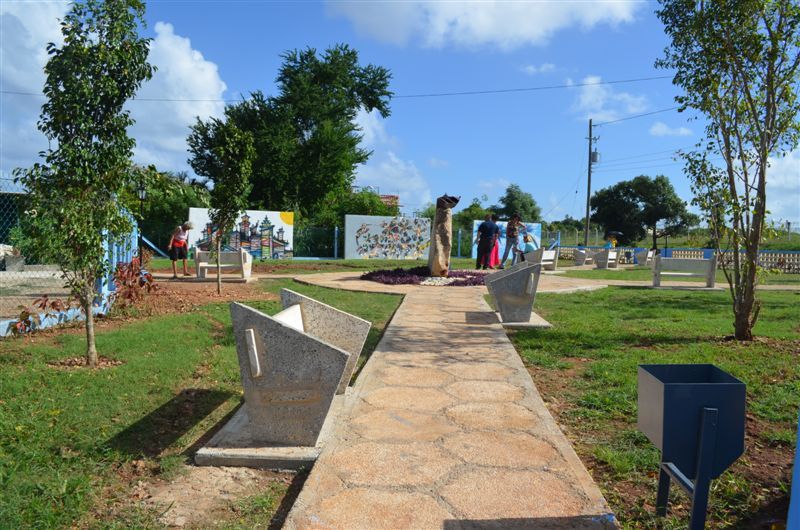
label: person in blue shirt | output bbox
[475,214,498,270]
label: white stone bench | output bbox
[594,249,618,269]
[195,248,252,279]
[525,248,559,271]
[573,249,594,266]
[653,255,717,288]
[636,249,655,267]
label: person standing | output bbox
[167,222,193,279]
[475,214,497,270]
[499,213,523,269]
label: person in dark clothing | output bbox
[476,214,498,269]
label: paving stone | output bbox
[445,402,541,431]
[327,442,460,487]
[377,366,454,387]
[441,468,589,520]
[350,409,459,442]
[441,362,515,381]
[364,386,456,412]
[293,489,453,530]
[442,431,564,469]
[446,380,526,402]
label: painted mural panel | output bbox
[344,215,431,260]
[187,208,294,259]
[470,221,542,259]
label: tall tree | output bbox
[491,184,541,222]
[200,45,392,215]
[15,0,153,366]
[307,189,399,228]
[657,0,800,340]
[188,119,255,294]
[591,175,696,246]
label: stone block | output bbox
[485,263,541,323]
[280,289,371,394]
[229,302,351,446]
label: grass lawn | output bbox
[148,256,478,275]
[0,279,401,528]
[513,287,800,529]
[563,267,800,285]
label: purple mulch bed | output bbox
[361,267,486,286]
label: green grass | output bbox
[513,287,800,528]
[0,279,401,528]
[563,267,800,285]
[149,257,478,275]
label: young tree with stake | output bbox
[15,0,154,366]
[657,0,800,340]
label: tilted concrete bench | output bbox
[636,249,655,267]
[225,289,371,447]
[574,249,595,266]
[594,249,618,269]
[195,248,252,279]
[485,262,542,324]
[526,247,560,271]
[653,255,717,288]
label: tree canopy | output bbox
[590,175,697,246]
[191,44,392,216]
[306,189,399,228]
[657,0,800,339]
[14,0,153,366]
[491,184,541,222]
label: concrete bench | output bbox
[485,262,542,324]
[226,289,371,447]
[195,248,252,279]
[573,249,594,266]
[594,249,618,269]
[653,255,717,288]
[636,249,655,267]
[526,248,559,271]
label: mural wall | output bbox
[470,221,542,259]
[344,215,431,260]
[187,208,295,259]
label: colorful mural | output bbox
[470,221,542,259]
[187,208,294,259]
[344,215,431,260]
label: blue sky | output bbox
[2,1,798,223]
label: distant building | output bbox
[379,194,400,209]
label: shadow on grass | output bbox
[442,515,617,529]
[106,388,235,458]
[268,469,310,530]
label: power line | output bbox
[598,145,694,164]
[593,106,680,126]
[0,75,673,102]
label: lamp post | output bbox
[137,180,146,266]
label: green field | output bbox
[0,279,401,528]
[514,288,800,528]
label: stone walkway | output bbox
[284,278,616,529]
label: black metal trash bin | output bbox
[638,364,746,529]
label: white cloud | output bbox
[521,63,556,75]
[766,149,800,222]
[327,1,639,50]
[428,157,449,169]
[478,178,512,197]
[356,152,432,208]
[572,75,647,122]
[0,2,68,175]
[128,22,227,172]
[0,6,227,177]
[354,108,391,149]
[650,121,692,137]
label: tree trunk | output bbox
[652,227,658,250]
[216,236,222,295]
[83,295,98,367]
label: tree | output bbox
[200,45,392,215]
[657,0,800,340]
[188,119,255,294]
[14,0,153,366]
[140,171,210,250]
[590,175,696,246]
[491,184,541,222]
[307,189,399,228]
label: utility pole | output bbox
[583,119,598,246]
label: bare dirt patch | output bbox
[47,355,124,370]
[140,465,293,528]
